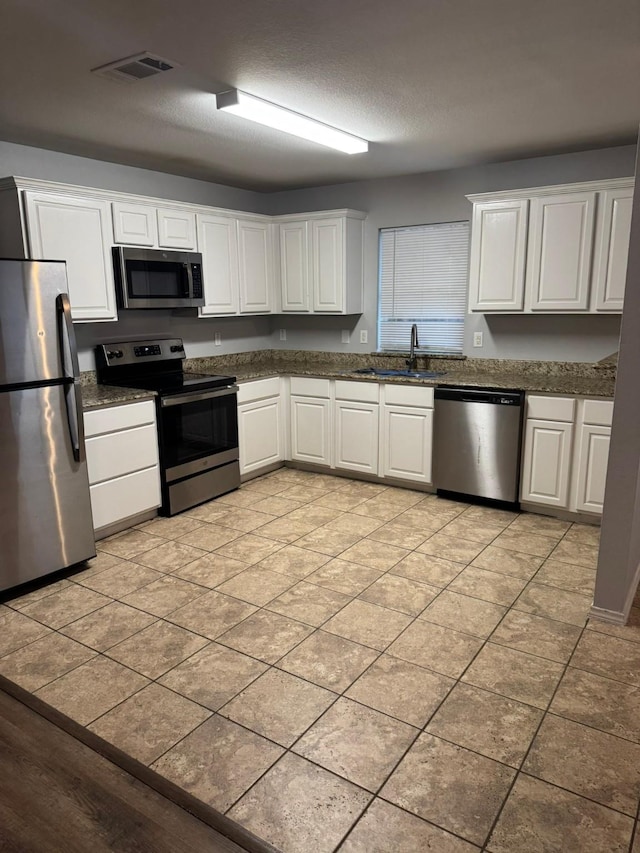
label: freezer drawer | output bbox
[0,383,95,591]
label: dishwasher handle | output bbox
[435,387,523,406]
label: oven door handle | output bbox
[160,385,239,407]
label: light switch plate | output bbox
[359,330,368,344]
[279,328,287,341]
[473,332,483,347]
[214,332,222,346]
[341,330,350,344]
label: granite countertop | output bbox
[79,349,617,405]
[224,362,616,398]
[81,383,157,410]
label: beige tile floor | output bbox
[2,467,640,852]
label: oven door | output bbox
[159,386,239,482]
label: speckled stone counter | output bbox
[80,373,156,410]
[184,351,617,398]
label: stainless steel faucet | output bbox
[407,323,419,371]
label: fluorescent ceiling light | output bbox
[216,89,368,155]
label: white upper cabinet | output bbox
[276,210,365,315]
[112,202,157,246]
[157,207,196,250]
[237,218,273,313]
[467,178,633,314]
[24,191,117,322]
[313,217,344,312]
[592,187,634,312]
[280,220,310,312]
[468,200,528,311]
[197,213,239,315]
[527,191,596,312]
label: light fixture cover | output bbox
[216,89,368,155]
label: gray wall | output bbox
[267,145,636,360]
[1,140,636,367]
[0,141,269,212]
[594,144,640,620]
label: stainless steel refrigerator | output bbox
[0,259,95,593]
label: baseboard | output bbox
[588,605,627,625]
[590,560,640,625]
[520,501,601,526]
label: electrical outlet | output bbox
[214,332,221,346]
[359,330,368,344]
[341,330,350,344]
[473,331,483,347]
[279,328,287,341]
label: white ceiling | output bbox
[2,0,638,191]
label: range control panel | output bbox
[97,338,186,367]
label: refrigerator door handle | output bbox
[57,293,85,463]
[57,293,80,380]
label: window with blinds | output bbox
[378,221,469,354]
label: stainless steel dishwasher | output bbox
[433,387,524,505]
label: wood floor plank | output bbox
[0,680,275,853]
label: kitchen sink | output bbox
[351,367,446,379]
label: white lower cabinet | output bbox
[290,377,331,466]
[238,378,284,476]
[334,380,379,474]
[84,400,161,533]
[381,384,434,484]
[521,418,574,508]
[521,394,613,515]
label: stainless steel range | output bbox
[96,338,239,516]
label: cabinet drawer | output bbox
[84,400,156,437]
[526,395,575,422]
[86,424,159,485]
[289,377,330,398]
[583,399,614,427]
[237,377,280,404]
[384,384,434,408]
[90,467,161,531]
[334,380,379,403]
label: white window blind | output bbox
[378,221,469,354]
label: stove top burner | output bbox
[106,371,235,396]
[95,338,235,396]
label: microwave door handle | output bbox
[184,262,194,298]
[161,386,239,408]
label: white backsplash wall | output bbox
[267,144,635,362]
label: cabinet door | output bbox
[112,202,157,246]
[290,396,331,466]
[238,219,273,313]
[468,200,528,312]
[592,187,633,312]
[239,397,282,475]
[312,217,344,312]
[527,192,596,311]
[335,401,379,474]
[280,220,310,312]
[196,214,239,315]
[382,405,433,484]
[575,424,610,514]
[157,208,197,250]
[24,192,117,322]
[521,418,573,507]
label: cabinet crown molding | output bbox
[466,177,634,204]
[0,176,367,222]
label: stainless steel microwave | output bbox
[113,246,205,309]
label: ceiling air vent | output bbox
[91,52,179,83]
